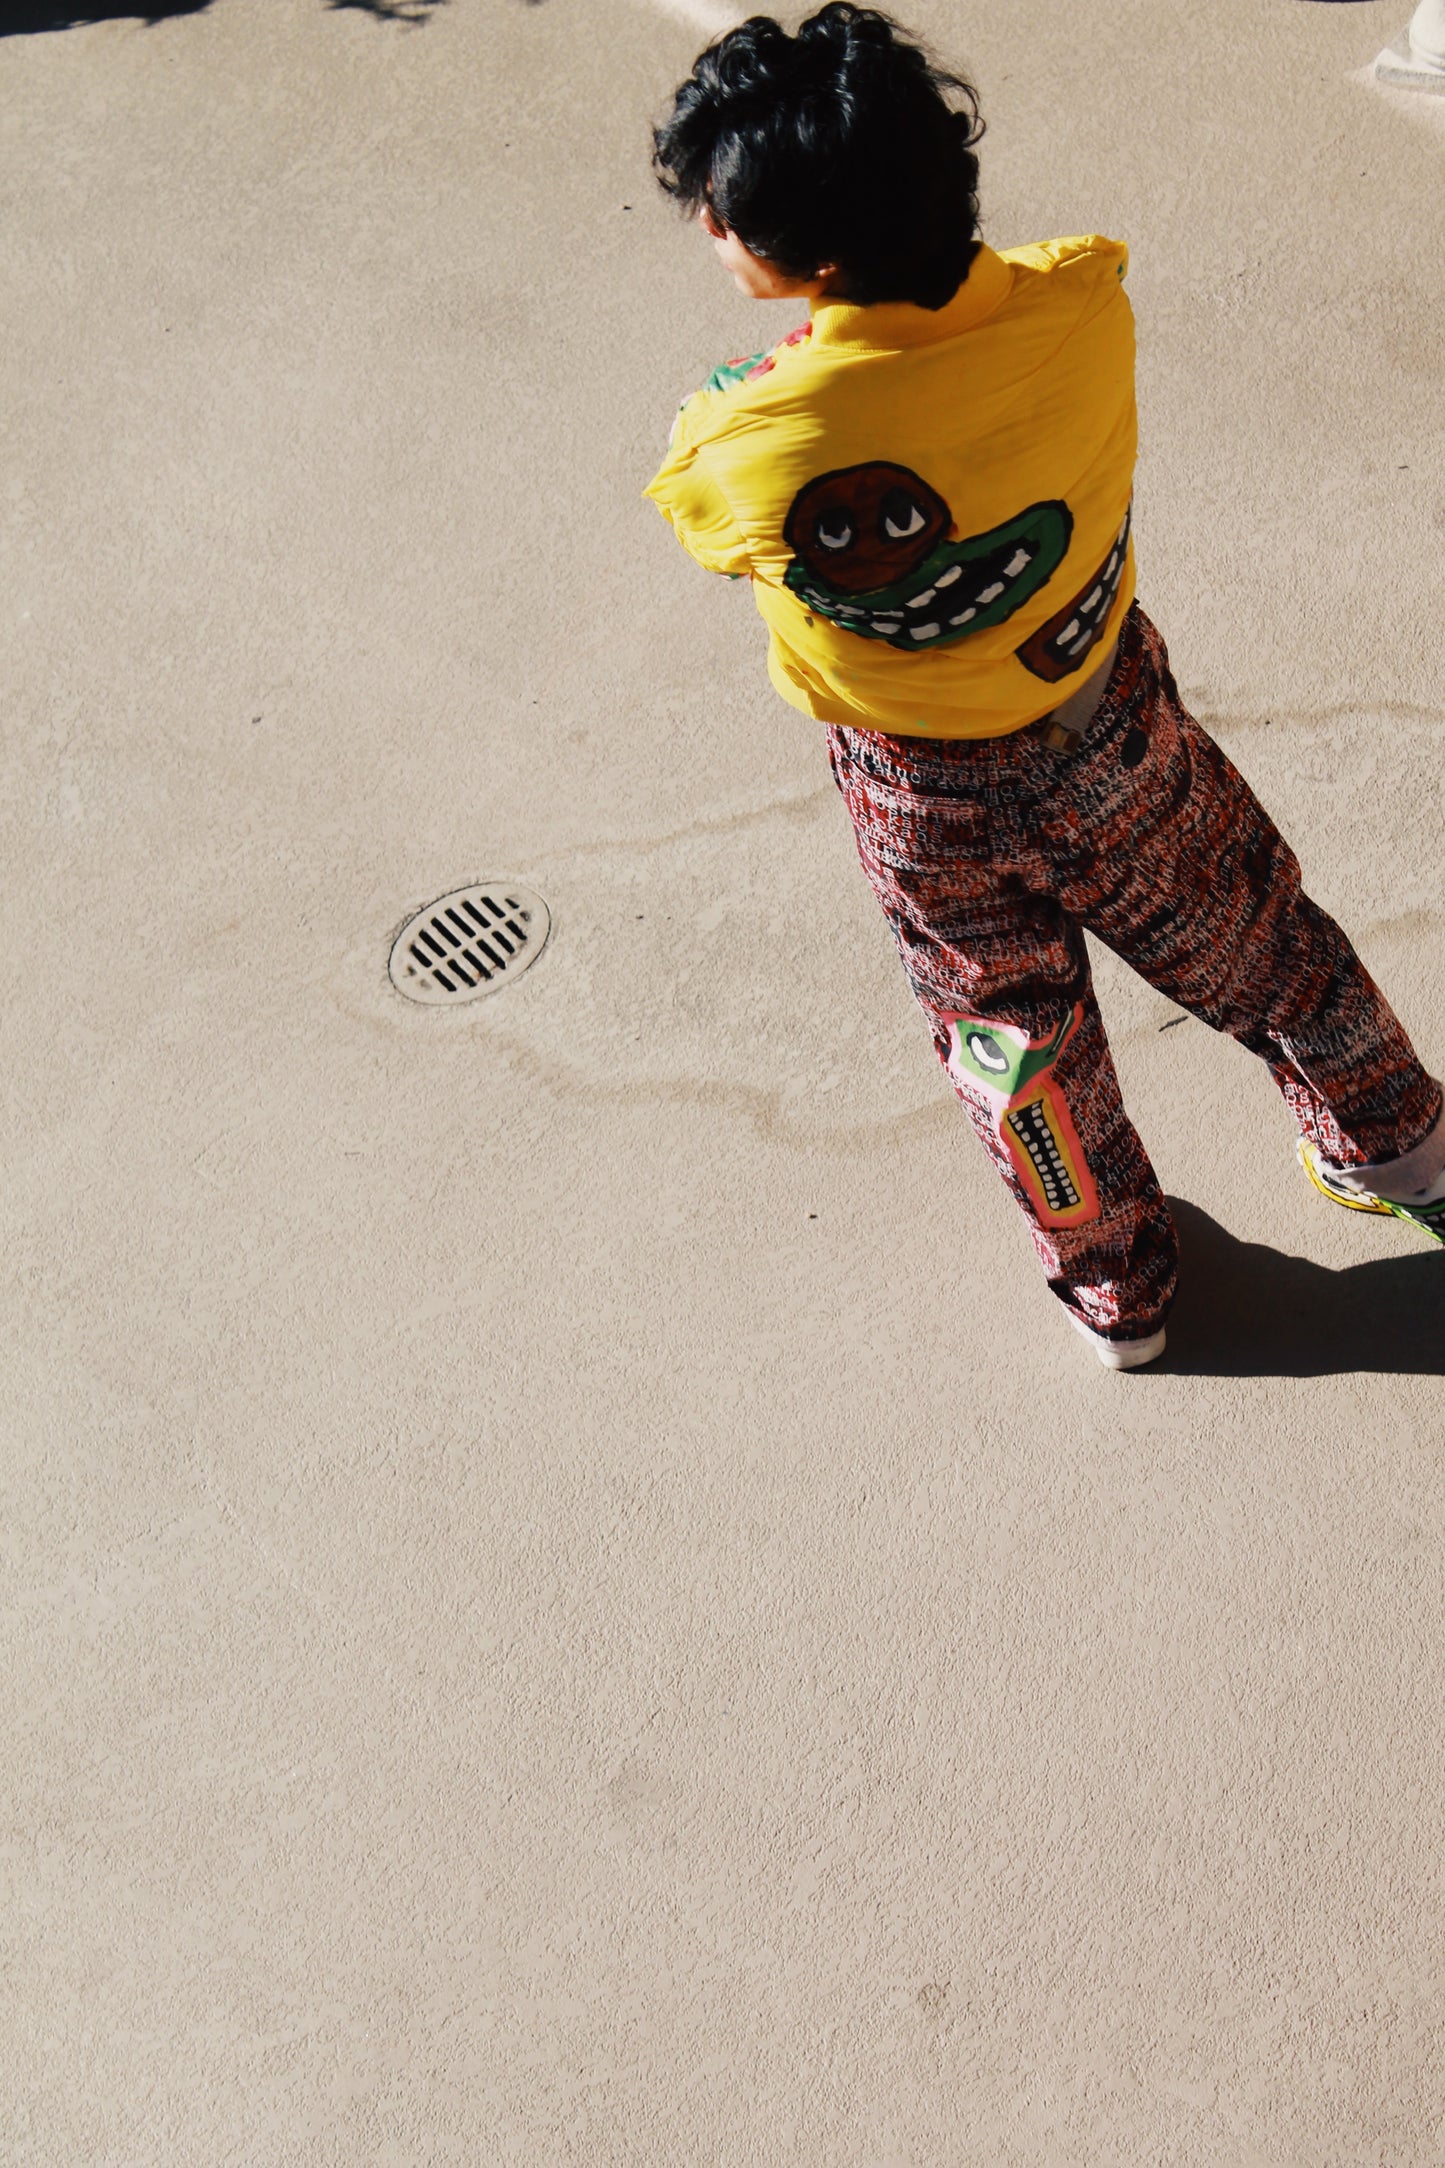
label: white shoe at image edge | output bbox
[1068,1313,1168,1370]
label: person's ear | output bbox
[699,204,725,239]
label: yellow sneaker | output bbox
[1297,1137,1445,1247]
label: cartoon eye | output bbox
[966,1030,1010,1074]
[881,490,927,541]
[815,508,854,551]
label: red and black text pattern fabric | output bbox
[827,604,1441,1339]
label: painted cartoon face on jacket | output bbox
[1016,506,1132,682]
[782,461,1072,651]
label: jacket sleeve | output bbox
[1001,233,1129,283]
[643,403,755,580]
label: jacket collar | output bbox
[808,244,1012,354]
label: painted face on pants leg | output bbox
[945,1006,1101,1228]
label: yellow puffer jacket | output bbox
[645,236,1137,739]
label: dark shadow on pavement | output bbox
[325,0,449,18]
[1163,1196,1445,1377]
[0,0,450,29]
[0,1,209,29]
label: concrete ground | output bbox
[4,0,1444,2160]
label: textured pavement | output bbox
[4,1,1444,2160]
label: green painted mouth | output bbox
[785,501,1073,651]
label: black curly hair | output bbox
[652,4,984,311]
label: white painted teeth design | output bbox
[935,564,962,588]
[1083,586,1102,611]
[1059,618,1080,642]
[1005,549,1031,577]
[950,607,976,626]
[910,623,941,641]
[908,588,937,610]
[977,582,1004,605]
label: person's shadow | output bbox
[1163,1197,1445,1376]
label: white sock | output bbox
[1328,1094,1445,1204]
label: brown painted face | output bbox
[783,462,951,596]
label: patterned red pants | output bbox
[827,604,1442,1340]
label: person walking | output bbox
[645,4,1444,1367]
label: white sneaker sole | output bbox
[1068,1314,1168,1370]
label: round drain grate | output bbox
[388,882,550,1006]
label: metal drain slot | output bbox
[389,882,550,1006]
